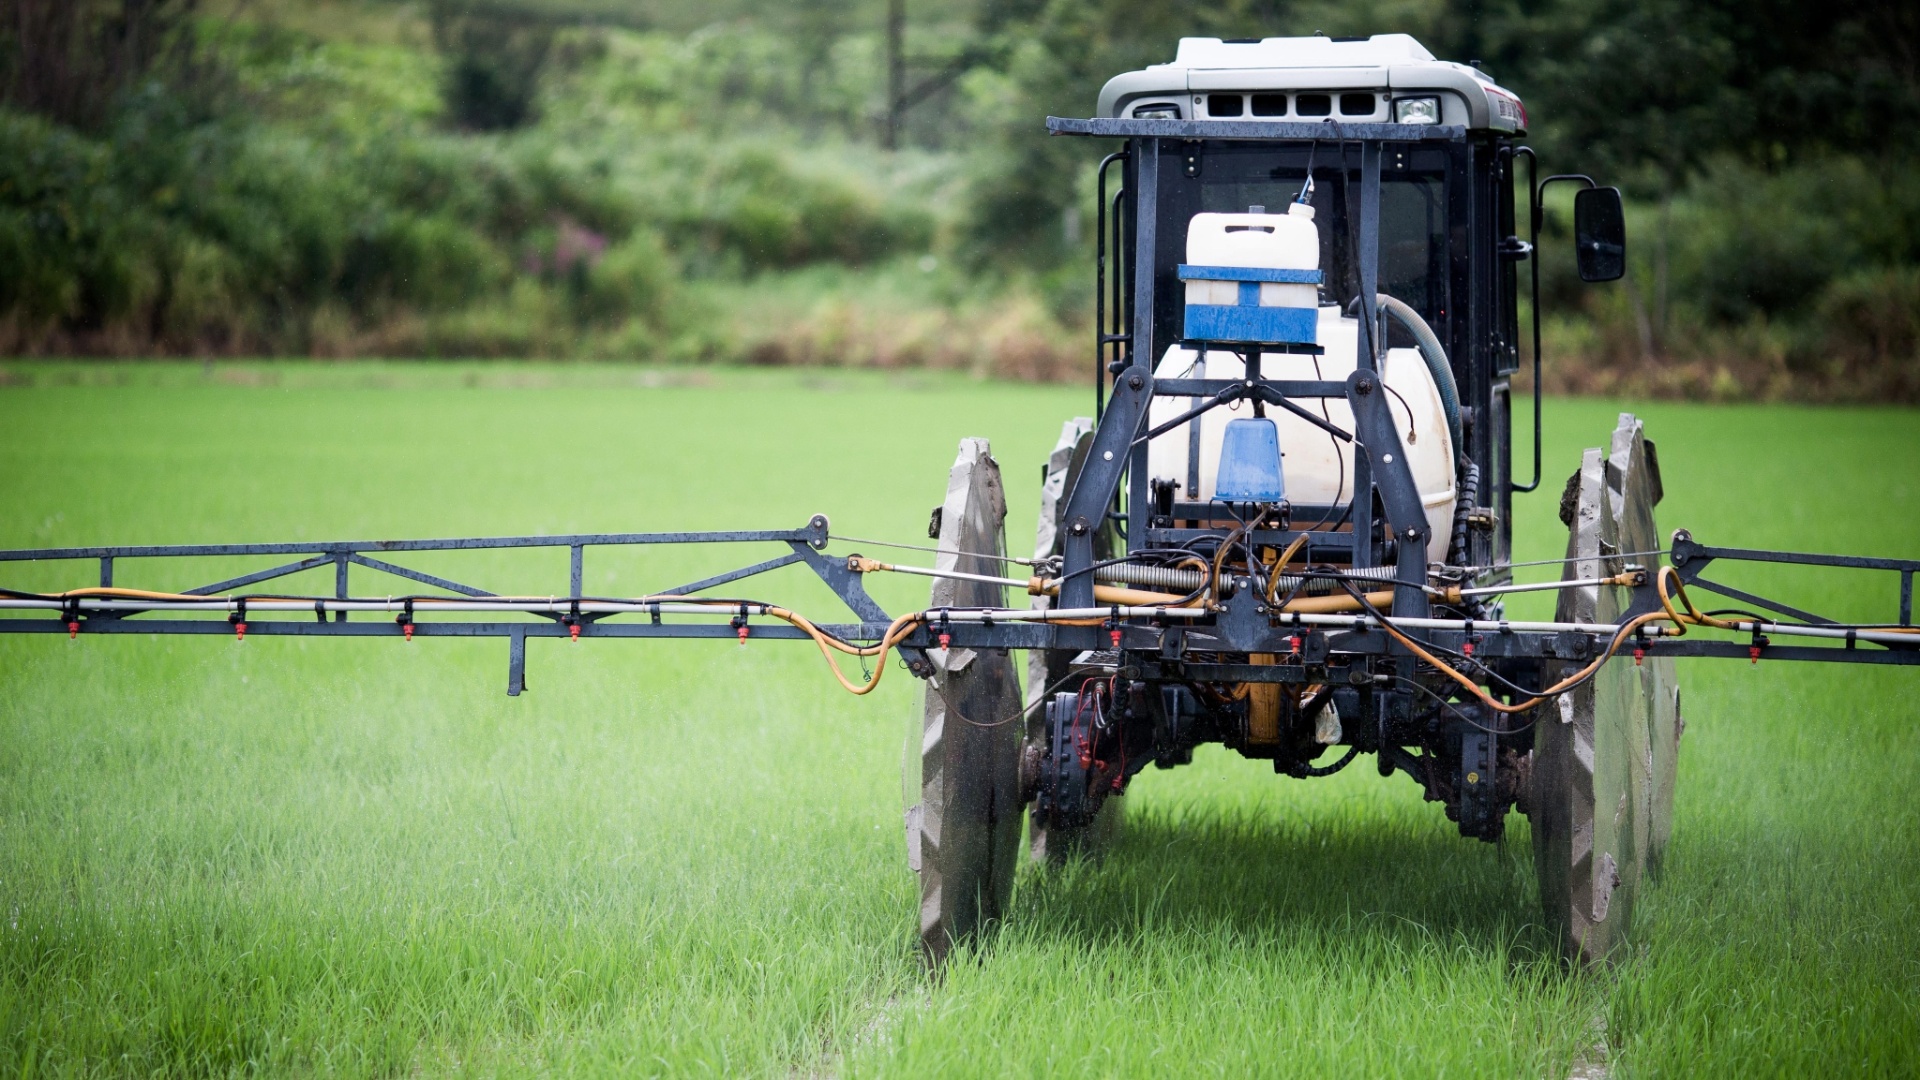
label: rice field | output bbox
[1,362,1916,1077]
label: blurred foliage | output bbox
[430,1,556,130]
[0,0,1914,397]
[0,0,211,132]
[0,3,945,358]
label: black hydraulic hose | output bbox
[1389,673,1536,737]
[1292,742,1362,778]
[1376,293,1462,454]
[1449,456,1480,565]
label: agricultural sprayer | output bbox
[5,35,1915,966]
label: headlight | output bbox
[1131,103,1180,120]
[1393,96,1441,125]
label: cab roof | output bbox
[1096,34,1526,134]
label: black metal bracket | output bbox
[1061,367,1155,609]
[1669,529,1918,629]
[1135,379,1355,448]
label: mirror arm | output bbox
[1512,168,1598,495]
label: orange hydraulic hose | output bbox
[1173,555,1213,607]
[1288,589,1397,614]
[763,606,924,695]
[1264,533,1312,606]
[1210,509,1269,610]
[1378,565,1690,716]
[44,586,219,601]
[1019,577,1187,606]
[1089,583,1188,606]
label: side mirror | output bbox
[1574,186,1626,282]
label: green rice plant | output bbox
[0,365,1915,1077]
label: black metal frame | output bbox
[1057,120,1443,622]
[1666,530,1917,632]
[0,517,935,694]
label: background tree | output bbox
[0,0,205,132]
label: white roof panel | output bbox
[1170,34,1435,70]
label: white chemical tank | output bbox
[1148,318,1457,560]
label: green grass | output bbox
[1,362,1916,1077]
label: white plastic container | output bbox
[1183,203,1321,317]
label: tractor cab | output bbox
[1050,34,1611,594]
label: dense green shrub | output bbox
[662,149,932,272]
[1662,158,1919,325]
[1816,268,1920,398]
[583,229,678,325]
[0,15,937,355]
[344,212,509,312]
[0,112,124,325]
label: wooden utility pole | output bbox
[884,0,904,150]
